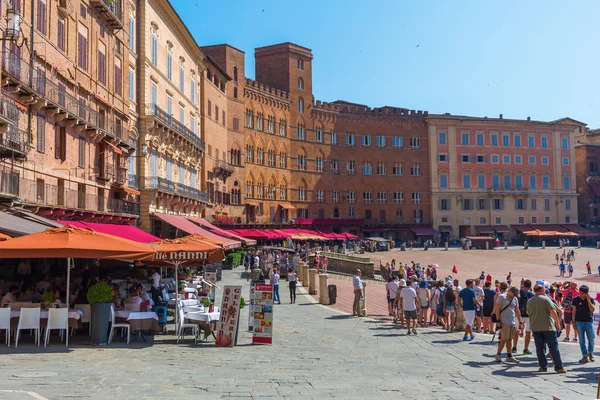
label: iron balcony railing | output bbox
[128,173,139,188]
[107,197,139,215]
[145,177,208,203]
[0,127,28,158]
[0,96,20,125]
[1,51,34,92]
[145,103,206,151]
[89,0,123,28]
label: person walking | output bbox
[572,285,596,363]
[555,254,559,265]
[567,263,574,278]
[458,279,479,341]
[482,281,496,333]
[287,268,297,304]
[494,285,522,363]
[386,277,399,317]
[527,284,567,373]
[352,269,363,317]
[559,262,566,277]
[270,267,281,304]
[561,282,579,342]
[399,280,420,335]
[586,261,592,275]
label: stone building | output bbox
[428,114,582,240]
[135,0,207,235]
[0,0,138,222]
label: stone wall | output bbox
[309,253,375,278]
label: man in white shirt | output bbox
[352,269,363,317]
[151,268,162,305]
[386,277,400,317]
[400,284,420,335]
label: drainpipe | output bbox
[26,0,35,161]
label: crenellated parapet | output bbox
[244,78,290,110]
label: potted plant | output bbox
[42,290,55,309]
[200,298,211,309]
[87,282,114,345]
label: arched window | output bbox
[298,98,304,113]
[298,78,304,89]
[233,66,238,82]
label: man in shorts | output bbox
[399,281,420,335]
[494,285,522,363]
[458,279,480,341]
[515,279,534,355]
[473,279,485,333]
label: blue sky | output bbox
[171,0,600,127]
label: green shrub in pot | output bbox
[87,282,114,345]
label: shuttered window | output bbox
[57,16,65,51]
[37,114,45,153]
[77,24,88,70]
[78,136,86,168]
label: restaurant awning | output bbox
[294,218,363,226]
[229,229,271,240]
[531,225,570,235]
[278,202,295,210]
[57,221,160,243]
[123,187,141,196]
[0,211,62,237]
[366,237,391,242]
[512,225,534,233]
[10,209,63,228]
[411,227,439,236]
[492,225,511,233]
[438,225,452,233]
[475,225,495,235]
[188,217,257,246]
[245,201,259,207]
[155,214,241,249]
[562,224,599,237]
[103,139,123,155]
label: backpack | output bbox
[561,290,574,311]
[518,290,533,317]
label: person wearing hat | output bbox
[410,275,418,290]
[572,285,596,363]
[527,284,567,373]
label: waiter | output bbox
[151,268,162,305]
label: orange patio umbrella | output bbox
[0,226,156,303]
[0,232,11,241]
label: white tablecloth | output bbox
[11,310,82,320]
[185,310,220,323]
[115,310,158,321]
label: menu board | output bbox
[215,285,242,347]
[252,283,273,344]
[204,271,218,300]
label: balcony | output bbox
[89,0,124,30]
[128,173,139,189]
[107,197,139,215]
[145,103,205,152]
[114,167,127,186]
[0,126,28,158]
[144,177,209,203]
[0,96,20,128]
[1,52,35,97]
[213,160,235,180]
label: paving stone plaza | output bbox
[0,262,597,400]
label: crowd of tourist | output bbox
[381,259,599,374]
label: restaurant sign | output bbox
[252,283,273,344]
[215,285,242,347]
[155,251,209,261]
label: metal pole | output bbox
[66,257,71,308]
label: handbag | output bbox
[491,297,513,323]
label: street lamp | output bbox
[5,9,20,40]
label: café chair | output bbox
[177,307,198,344]
[108,304,130,344]
[15,307,41,347]
[74,304,92,336]
[0,308,10,347]
[44,308,69,347]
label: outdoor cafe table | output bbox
[184,309,220,342]
[115,310,160,332]
[10,309,82,329]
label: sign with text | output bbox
[252,283,273,344]
[215,285,242,347]
[248,282,255,331]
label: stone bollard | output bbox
[360,280,368,317]
[542,241,546,249]
[445,241,448,251]
[597,241,600,249]
[300,263,308,288]
[318,274,329,305]
[308,269,318,295]
[504,240,508,250]
[524,241,528,249]
[401,243,406,251]
[485,241,489,250]
[578,240,581,249]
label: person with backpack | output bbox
[514,280,535,355]
[561,282,579,342]
[494,284,522,363]
[443,282,456,332]
[482,281,496,334]
[433,281,446,328]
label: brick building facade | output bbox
[0,0,138,222]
